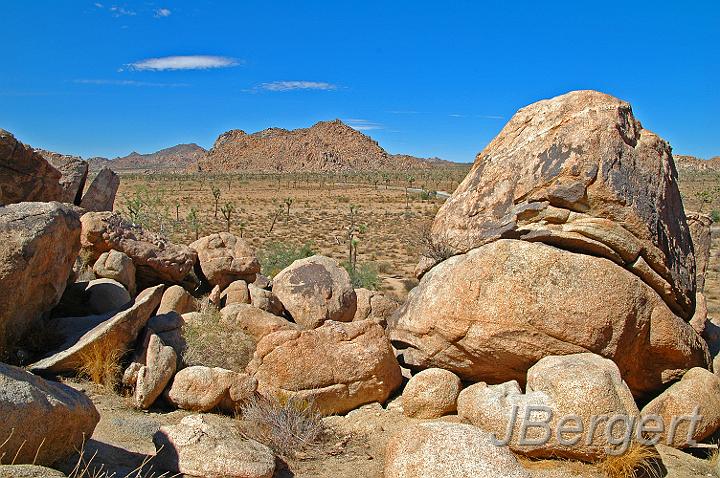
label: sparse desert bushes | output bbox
[258,241,315,277]
[342,261,380,290]
[77,343,125,391]
[238,394,325,457]
[597,443,660,478]
[182,298,256,371]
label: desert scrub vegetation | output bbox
[597,443,660,478]
[76,343,125,391]
[182,298,256,371]
[342,261,380,290]
[258,241,316,277]
[237,394,325,458]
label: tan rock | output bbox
[190,232,260,289]
[248,283,284,316]
[93,249,136,294]
[157,285,196,315]
[401,368,461,419]
[0,202,81,361]
[122,361,142,387]
[221,279,250,306]
[80,212,196,285]
[0,363,99,466]
[208,284,222,306]
[220,303,298,342]
[391,239,709,399]
[641,367,720,448]
[385,422,530,478]
[457,353,640,461]
[29,285,164,374]
[79,167,119,212]
[0,129,63,204]
[247,320,402,415]
[165,366,257,412]
[153,414,275,478]
[272,255,357,329]
[686,212,712,292]
[0,465,67,477]
[353,288,398,327]
[421,90,695,320]
[134,334,177,409]
[42,152,88,206]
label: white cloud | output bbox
[94,2,104,8]
[109,5,136,16]
[343,118,383,131]
[126,55,239,71]
[74,79,189,87]
[155,8,171,17]
[257,81,338,91]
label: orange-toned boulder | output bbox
[190,233,260,289]
[0,129,63,204]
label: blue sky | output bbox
[1,1,718,163]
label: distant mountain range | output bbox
[675,154,720,173]
[87,143,206,172]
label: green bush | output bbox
[342,261,381,290]
[259,242,316,277]
[711,210,720,223]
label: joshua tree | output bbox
[268,200,284,234]
[284,197,294,224]
[696,190,713,212]
[238,219,247,238]
[175,203,181,222]
[383,173,390,190]
[211,186,221,218]
[221,202,235,232]
[187,207,201,240]
[346,205,367,273]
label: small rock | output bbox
[402,368,462,419]
[135,334,177,409]
[221,280,250,306]
[84,278,131,314]
[93,249,136,295]
[157,285,197,315]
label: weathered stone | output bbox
[122,361,143,387]
[153,414,275,478]
[221,279,250,306]
[165,366,257,412]
[0,202,81,361]
[247,320,402,415]
[157,285,196,315]
[248,283,284,316]
[401,368,462,419]
[190,232,260,289]
[641,367,720,448]
[421,90,696,320]
[29,285,164,374]
[457,353,640,461]
[208,284,222,306]
[0,130,63,204]
[79,167,119,212]
[353,288,398,327]
[0,363,99,466]
[80,212,196,285]
[687,212,712,292]
[0,465,66,477]
[391,239,709,399]
[93,249,136,295]
[221,303,299,342]
[385,422,530,478]
[135,334,177,409]
[42,152,88,206]
[272,255,357,329]
[84,278,131,314]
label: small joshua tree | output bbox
[221,202,235,232]
[187,207,201,240]
[284,197,294,224]
[211,186,221,218]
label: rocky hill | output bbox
[675,154,720,173]
[88,143,207,172]
[199,120,450,173]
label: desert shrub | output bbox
[597,443,660,478]
[712,209,720,223]
[258,241,315,277]
[419,189,437,201]
[77,343,125,391]
[238,394,325,457]
[182,298,256,371]
[342,261,381,290]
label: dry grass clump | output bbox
[76,343,125,391]
[597,443,661,478]
[237,394,325,457]
[182,297,256,371]
[67,442,174,478]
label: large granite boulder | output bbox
[190,232,260,289]
[80,212,196,286]
[0,130,63,205]
[0,202,81,361]
[272,255,357,329]
[391,239,709,399]
[165,366,257,412]
[458,353,640,461]
[385,422,530,478]
[0,363,99,466]
[29,285,164,374]
[220,303,299,342]
[246,320,402,415]
[40,151,89,205]
[79,167,119,212]
[419,90,695,320]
